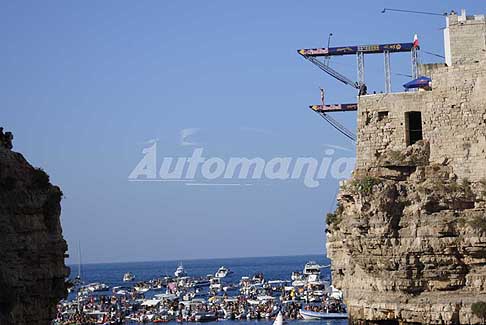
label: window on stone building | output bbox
[405,111,423,146]
[378,111,389,121]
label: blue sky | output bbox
[1,1,483,264]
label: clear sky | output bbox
[1,1,483,264]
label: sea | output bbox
[69,254,347,325]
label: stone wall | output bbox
[356,56,486,182]
[444,11,486,66]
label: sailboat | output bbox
[273,311,284,325]
[68,241,83,293]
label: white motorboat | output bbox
[79,282,109,295]
[123,272,135,282]
[301,261,331,287]
[112,286,131,295]
[303,261,322,276]
[299,309,348,320]
[223,284,238,292]
[291,279,306,287]
[174,263,187,277]
[215,266,232,278]
[91,282,109,292]
[134,284,150,293]
[252,272,265,284]
[291,271,302,281]
[307,274,330,287]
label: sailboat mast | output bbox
[78,241,82,280]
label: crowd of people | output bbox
[55,293,343,324]
[54,268,346,324]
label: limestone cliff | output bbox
[327,141,486,324]
[0,129,69,324]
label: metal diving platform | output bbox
[310,103,358,113]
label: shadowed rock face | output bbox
[0,129,69,324]
[327,141,486,324]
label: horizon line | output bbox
[66,252,328,267]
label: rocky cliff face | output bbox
[327,141,486,324]
[0,129,69,324]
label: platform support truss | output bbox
[384,50,392,93]
[315,111,356,142]
[411,47,419,79]
[357,52,365,86]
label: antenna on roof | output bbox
[381,8,447,16]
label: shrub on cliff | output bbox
[378,140,429,166]
[326,204,344,227]
[471,301,486,324]
[350,176,380,195]
[480,178,486,199]
[326,212,341,226]
[417,177,475,210]
[32,168,50,189]
[468,216,486,234]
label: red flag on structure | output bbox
[413,34,419,48]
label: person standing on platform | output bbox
[319,87,325,106]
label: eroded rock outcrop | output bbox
[327,141,486,324]
[0,128,69,324]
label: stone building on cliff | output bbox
[327,10,486,325]
[357,10,486,180]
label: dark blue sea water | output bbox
[69,255,347,325]
[73,255,332,287]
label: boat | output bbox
[174,263,187,277]
[209,277,222,291]
[239,276,250,286]
[194,312,218,322]
[273,311,284,325]
[134,286,150,294]
[291,279,306,287]
[215,266,232,278]
[223,284,238,292]
[303,261,322,276]
[299,309,348,320]
[123,272,135,282]
[193,278,210,288]
[86,311,109,323]
[112,286,131,295]
[89,282,109,292]
[252,272,265,284]
[68,242,84,293]
[78,282,109,295]
[291,271,302,281]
